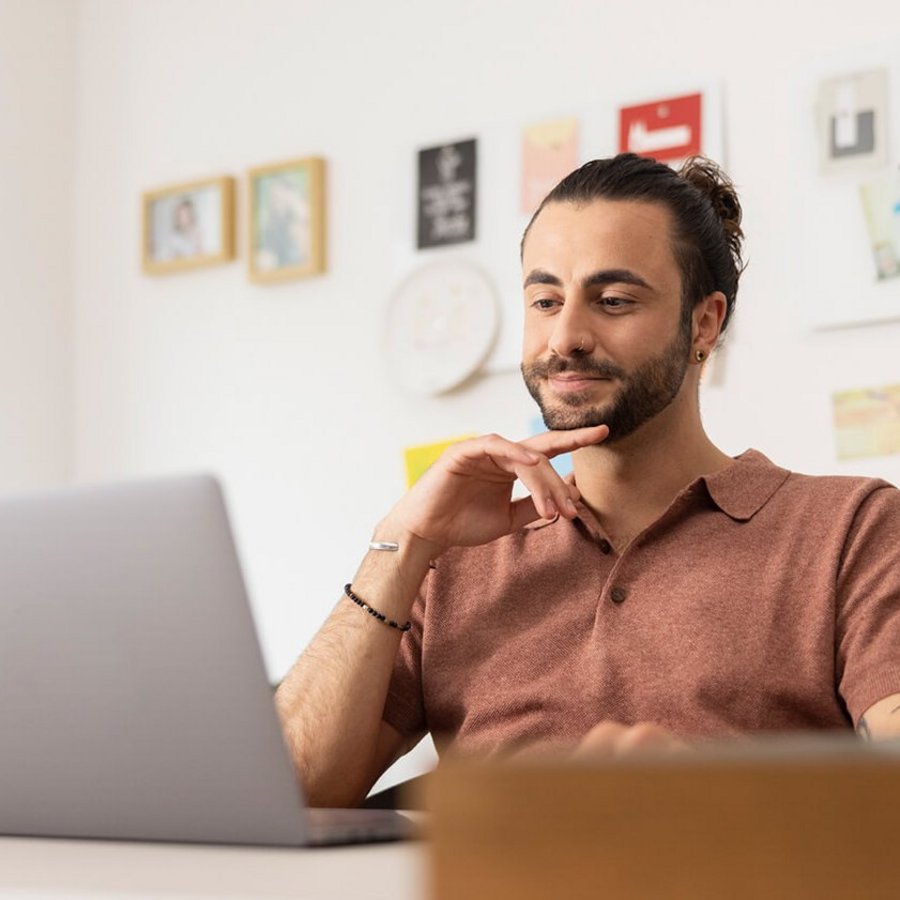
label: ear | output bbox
[692,291,727,353]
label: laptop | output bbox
[0,474,412,846]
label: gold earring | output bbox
[695,349,707,363]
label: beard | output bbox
[521,325,691,443]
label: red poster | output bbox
[618,93,702,162]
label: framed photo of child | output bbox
[142,176,235,275]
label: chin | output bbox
[539,404,610,432]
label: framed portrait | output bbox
[247,156,326,283]
[141,176,235,275]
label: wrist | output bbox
[370,518,443,563]
[349,522,437,613]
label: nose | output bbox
[548,302,595,357]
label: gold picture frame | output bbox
[247,156,326,283]
[141,176,235,275]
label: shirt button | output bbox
[597,539,612,555]
[610,586,627,604]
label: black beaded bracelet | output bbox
[343,584,412,632]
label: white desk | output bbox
[0,836,425,900]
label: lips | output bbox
[549,375,611,393]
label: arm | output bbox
[275,426,608,808]
[856,692,900,741]
[274,539,433,808]
[834,486,900,745]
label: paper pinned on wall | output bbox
[832,384,900,461]
[859,171,900,280]
[618,93,703,165]
[520,118,580,215]
[417,139,477,249]
[816,69,888,176]
[404,435,476,487]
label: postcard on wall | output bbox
[816,69,888,176]
[618,92,702,164]
[142,176,235,275]
[404,435,475,487]
[521,118,579,215]
[859,171,900,280]
[417,139,477,249]
[832,384,900,461]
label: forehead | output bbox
[522,199,678,284]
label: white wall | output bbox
[0,0,75,490]
[62,0,900,785]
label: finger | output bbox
[446,433,541,475]
[514,456,579,521]
[508,495,540,532]
[523,425,609,459]
[613,723,681,757]
[571,722,627,759]
[616,722,687,756]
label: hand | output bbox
[379,426,608,555]
[572,721,687,759]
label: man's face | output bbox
[520,199,691,442]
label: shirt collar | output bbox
[525,448,790,533]
[700,449,791,521]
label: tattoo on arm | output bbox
[857,715,871,740]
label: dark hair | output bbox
[521,153,745,337]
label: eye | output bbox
[597,295,634,311]
[530,296,561,311]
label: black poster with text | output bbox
[417,139,477,249]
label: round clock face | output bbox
[385,261,500,395]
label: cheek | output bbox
[521,320,547,360]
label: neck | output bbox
[570,390,732,548]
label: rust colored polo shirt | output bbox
[382,450,900,753]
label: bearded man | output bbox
[275,153,900,808]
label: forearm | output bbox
[857,692,900,741]
[274,535,434,807]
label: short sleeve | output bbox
[381,587,428,739]
[835,484,900,724]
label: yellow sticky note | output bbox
[404,435,475,487]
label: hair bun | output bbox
[678,156,744,258]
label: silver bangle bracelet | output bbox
[368,540,400,552]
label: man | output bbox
[275,153,900,808]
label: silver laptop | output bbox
[0,474,411,846]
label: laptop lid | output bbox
[0,474,317,845]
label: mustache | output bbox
[525,355,626,380]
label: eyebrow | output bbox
[523,267,652,291]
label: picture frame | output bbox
[416,139,476,249]
[141,176,235,275]
[247,156,326,283]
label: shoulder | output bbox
[742,449,898,511]
[779,468,899,519]
[757,454,900,550]
[704,449,896,526]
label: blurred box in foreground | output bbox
[427,738,900,900]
